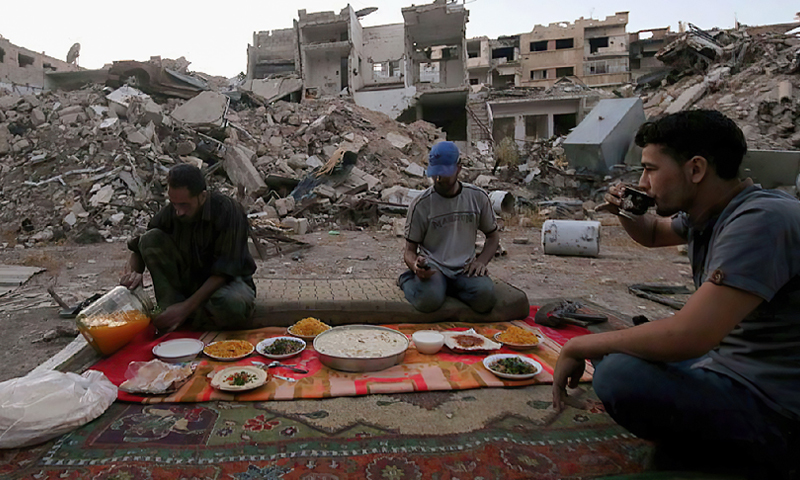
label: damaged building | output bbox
[0,36,81,94]
[519,12,631,89]
[245,0,470,146]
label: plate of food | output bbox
[256,336,306,359]
[203,339,255,361]
[441,329,501,353]
[483,354,542,380]
[210,366,268,392]
[287,317,331,341]
[494,326,542,350]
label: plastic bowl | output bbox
[412,330,444,355]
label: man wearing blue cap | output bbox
[397,141,500,313]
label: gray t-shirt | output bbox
[673,185,800,421]
[405,183,497,278]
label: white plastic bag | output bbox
[0,370,117,448]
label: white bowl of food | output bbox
[256,336,306,359]
[483,354,543,380]
[152,338,205,363]
[412,330,444,355]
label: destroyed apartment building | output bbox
[247,0,471,148]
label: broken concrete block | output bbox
[275,196,295,217]
[287,153,308,169]
[386,132,412,151]
[474,175,494,187]
[11,139,30,152]
[665,82,708,114]
[282,217,309,235]
[306,155,324,169]
[296,218,309,235]
[142,100,164,125]
[240,77,303,105]
[126,129,148,145]
[404,163,425,177]
[282,216,299,231]
[322,145,338,158]
[60,112,84,125]
[276,159,297,176]
[262,205,279,219]
[63,212,77,227]
[381,186,424,206]
[0,125,11,155]
[170,91,228,128]
[269,136,283,148]
[349,167,380,191]
[175,140,196,156]
[392,218,405,237]
[313,184,338,200]
[0,96,23,110]
[99,117,118,129]
[109,212,125,224]
[223,143,268,197]
[59,105,84,117]
[89,185,114,207]
[30,108,46,127]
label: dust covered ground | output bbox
[0,217,688,382]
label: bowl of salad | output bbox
[483,354,542,380]
[256,336,306,359]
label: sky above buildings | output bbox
[1,0,797,78]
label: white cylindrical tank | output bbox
[541,220,600,257]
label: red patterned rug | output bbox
[2,385,651,479]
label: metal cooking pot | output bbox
[313,325,409,372]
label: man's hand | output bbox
[120,272,143,290]
[121,252,145,289]
[464,259,488,277]
[596,182,626,216]
[414,256,435,280]
[153,302,192,335]
[552,342,586,411]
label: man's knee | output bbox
[138,229,170,253]
[458,277,496,313]
[593,353,642,405]
[207,280,256,328]
[402,277,446,313]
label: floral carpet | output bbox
[2,384,652,479]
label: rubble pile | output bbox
[640,27,800,150]
[0,83,459,249]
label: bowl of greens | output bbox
[256,336,306,359]
[483,354,542,380]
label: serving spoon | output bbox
[252,360,308,374]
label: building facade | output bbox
[519,12,630,89]
[0,36,81,94]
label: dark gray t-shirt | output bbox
[673,185,800,420]
[405,183,497,278]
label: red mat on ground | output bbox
[91,306,594,403]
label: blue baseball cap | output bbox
[426,141,460,177]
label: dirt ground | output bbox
[0,216,690,383]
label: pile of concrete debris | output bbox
[640,25,800,151]
[0,81,526,250]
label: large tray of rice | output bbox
[313,325,408,372]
